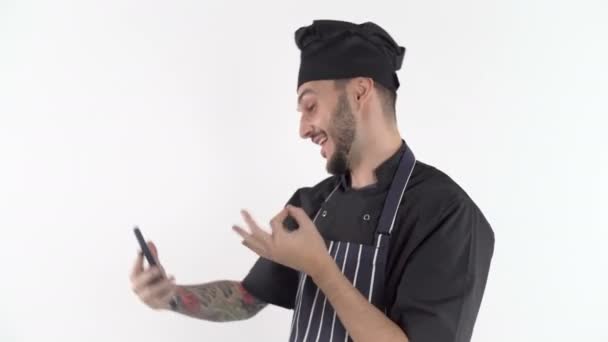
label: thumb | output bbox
[148,241,159,260]
[270,207,290,235]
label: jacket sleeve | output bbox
[241,188,316,309]
[390,198,495,341]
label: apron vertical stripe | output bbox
[313,290,330,342]
[341,243,350,273]
[340,243,352,342]
[293,242,335,342]
[368,235,383,302]
[341,242,359,285]
[312,241,339,342]
[303,242,341,342]
[353,244,363,287]
[290,272,305,341]
[328,242,350,342]
[314,241,343,342]
[291,271,310,342]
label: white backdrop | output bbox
[1,0,607,341]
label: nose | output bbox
[299,114,313,139]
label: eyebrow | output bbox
[297,88,316,107]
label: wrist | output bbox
[166,286,183,312]
[168,296,179,311]
[309,253,338,285]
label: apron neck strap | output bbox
[375,144,416,237]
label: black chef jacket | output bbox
[242,142,495,342]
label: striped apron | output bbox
[288,145,416,342]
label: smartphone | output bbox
[133,226,157,266]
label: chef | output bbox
[233,19,495,342]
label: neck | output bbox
[349,128,402,189]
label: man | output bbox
[130,20,494,342]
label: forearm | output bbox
[312,260,409,342]
[171,280,266,322]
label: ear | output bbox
[351,77,374,110]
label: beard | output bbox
[326,92,356,175]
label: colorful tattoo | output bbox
[173,281,266,322]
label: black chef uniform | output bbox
[243,141,495,341]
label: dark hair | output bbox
[334,78,397,121]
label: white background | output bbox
[1,0,607,341]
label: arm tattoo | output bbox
[172,280,267,322]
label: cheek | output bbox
[320,111,335,134]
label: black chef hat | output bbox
[295,20,406,91]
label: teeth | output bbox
[313,135,327,145]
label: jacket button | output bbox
[363,214,371,221]
[322,210,328,217]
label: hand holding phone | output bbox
[131,226,178,310]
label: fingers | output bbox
[239,209,277,258]
[286,205,310,226]
[232,224,268,256]
[132,267,164,292]
[139,276,176,309]
[148,241,161,265]
[147,241,169,275]
[140,277,173,301]
[130,241,177,310]
[130,252,144,281]
[132,265,176,309]
[242,238,267,257]
[240,210,272,246]
[232,224,249,240]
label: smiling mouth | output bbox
[312,134,327,145]
[312,134,328,157]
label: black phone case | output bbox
[133,226,157,266]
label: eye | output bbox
[307,104,316,112]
